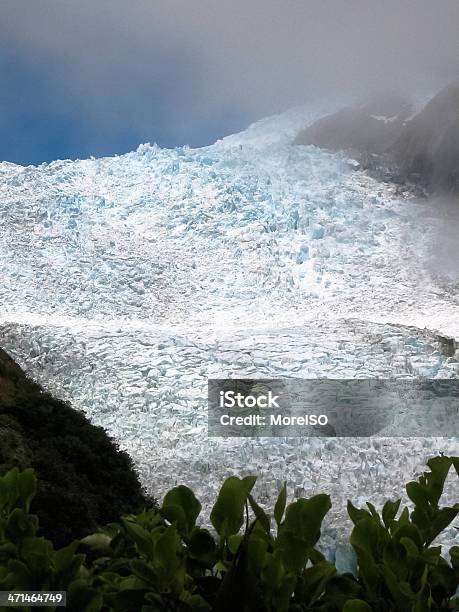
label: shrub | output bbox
[0,456,457,611]
[0,348,151,546]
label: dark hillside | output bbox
[0,347,150,546]
[389,80,459,194]
[294,82,459,196]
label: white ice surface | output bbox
[0,107,457,548]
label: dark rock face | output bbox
[294,82,459,196]
[389,81,459,194]
[294,92,413,154]
[0,347,150,546]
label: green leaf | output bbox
[297,560,336,605]
[161,485,201,536]
[154,524,181,571]
[381,564,412,609]
[276,494,331,571]
[426,455,452,503]
[274,482,287,529]
[210,475,256,538]
[53,540,81,573]
[154,525,185,593]
[228,534,243,555]
[66,579,103,612]
[350,516,386,562]
[188,528,216,565]
[343,599,372,612]
[347,501,372,526]
[20,537,53,577]
[5,508,38,541]
[121,518,155,559]
[382,499,401,528]
[2,468,19,511]
[400,536,419,558]
[261,552,284,589]
[394,523,423,549]
[406,481,430,509]
[6,559,33,589]
[424,506,459,546]
[179,590,211,611]
[365,502,381,523]
[282,494,331,545]
[130,558,158,587]
[247,536,268,573]
[324,575,363,608]
[17,469,37,513]
[450,545,459,570]
[248,494,270,535]
[452,456,459,478]
[79,532,112,555]
[309,548,326,564]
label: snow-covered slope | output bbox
[0,108,457,547]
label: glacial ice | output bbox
[0,106,457,548]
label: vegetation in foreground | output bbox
[0,455,458,611]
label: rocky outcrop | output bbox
[294,82,459,196]
[0,347,150,546]
[294,92,413,155]
[389,81,459,194]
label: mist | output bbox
[422,197,459,282]
[1,0,459,160]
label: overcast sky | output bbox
[1,0,458,164]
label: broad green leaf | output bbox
[161,485,201,536]
[347,501,372,526]
[210,475,256,538]
[179,590,211,611]
[424,506,459,546]
[228,534,243,555]
[66,579,103,612]
[452,456,459,477]
[450,545,459,570]
[343,599,372,612]
[426,455,452,503]
[130,558,158,586]
[394,523,423,549]
[247,536,268,573]
[3,468,19,509]
[261,552,284,589]
[400,536,419,557]
[122,518,155,559]
[274,482,287,529]
[154,525,185,593]
[248,494,270,535]
[406,482,430,509]
[309,548,326,564]
[154,524,181,571]
[17,469,37,513]
[53,540,81,573]
[350,516,386,562]
[296,560,336,605]
[188,528,216,565]
[5,508,38,540]
[282,494,331,545]
[365,502,381,523]
[382,499,401,529]
[276,494,331,571]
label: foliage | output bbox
[0,348,152,546]
[0,456,457,611]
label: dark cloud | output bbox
[1,0,458,161]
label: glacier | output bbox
[0,106,458,549]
